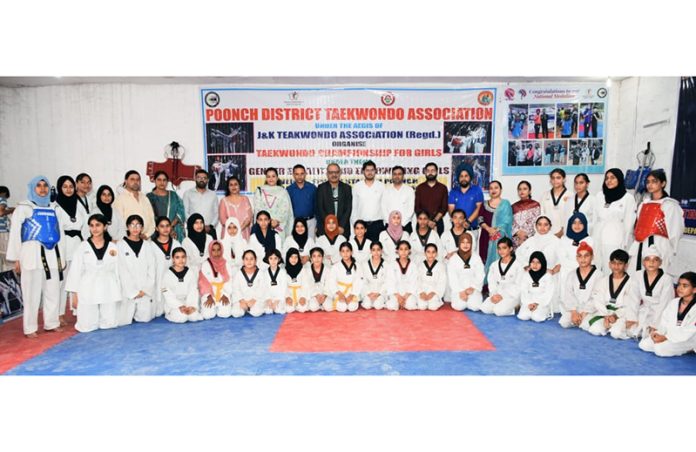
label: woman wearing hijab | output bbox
[252,167,294,240]
[7,176,64,337]
[199,240,234,319]
[517,251,555,322]
[182,213,213,274]
[248,210,282,269]
[219,217,247,274]
[447,232,485,311]
[558,212,595,289]
[315,214,343,266]
[285,248,311,313]
[379,210,411,262]
[283,217,315,265]
[592,168,637,273]
[94,185,126,242]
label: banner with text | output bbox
[200,87,497,193]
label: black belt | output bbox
[40,245,64,281]
[64,230,83,240]
[364,220,383,225]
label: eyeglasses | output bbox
[128,223,143,229]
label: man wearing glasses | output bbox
[316,163,352,239]
[183,169,219,239]
[113,170,156,238]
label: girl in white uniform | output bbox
[441,209,468,261]
[327,242,363,312]
[248,210,282,267]
[416,243,446,310]
[150,216,182,317]
[283,218,315,266]
[540,168,571,237]
[631,245,675,339]
[629,170,684,275]
[516,216,562,311]
[230,250,267,318]
[385,240,419,311]
[447,232,485,311]
[380,210,411,262]
[284,248,311,313]
[315,214,343,266]
[593,168,636,273]
[264,249,288,314]
[349,220,372,264]
[117,214,156,325]
[588,249,639,339]
[199,240,233,319]
[360,241,387,310]
[517,251,555,322]
[559,242,603,330]
[219,217,246,274]
[482,237,523,316]
[65,214,121,333]
[54,175,88,326]
[562,173,597,236]
[558,212,595,288]
[639,272,696,357]
[410,211,444,262]
[161,247,204,323]
[182,213,212,275]
[6,176,65,337]
[94,185,126,243]
[307,247,331,312]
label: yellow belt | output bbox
[211,281,226,302]
[289,284,301,306]
[335,281,353,310]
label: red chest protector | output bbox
[634,202,669,242]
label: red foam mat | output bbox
[270,304,495,353]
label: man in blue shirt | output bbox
[287,164,318,239]
[448,164,484,249]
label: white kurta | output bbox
[589,274,639,339]
[562,192,598,235]
[592,192,636,273]
[199,259,234,319]
[181,235,213,275]
[315,235,343,266]
[559,266,604,329]
[65,240,121,333]
[385,259,419,311]
[150,238,182,318]
[359,258,387,310]
[540,189,571,236]
[307,264,332,312]
[230,267,268,317]
[416,259,447,310]
[409,229,445,262]
[285,268,312,313]
[639,297,696,357]
[117,239,157,325]
[327,261,363,312]
[265,267,289,314]
[379,230,411,262]
[517,272,555,322]
[629,197,684,275]
[161,267,204,323]
[447,253,485,311]
[631,269,675,336]
[348,237,372,264]
[481,257,524,316]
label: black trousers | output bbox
[364,220,384,243]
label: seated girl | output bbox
[327,242,363,312]
[447,232,485,311]
[416,243,446,311]
[263,249,288,315]
[481,237,523,316]
[285,248,311,313]
[517,251,555,322]
[349,220,372,264]
[360,241,387,310]
[161,247,204,323]
[385,240,419,311]
[199,240,234,320]
[283,218,315,266]
[307,247,331,312]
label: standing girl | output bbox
[283,218,315,265]
[248,210,282,266]
[150,216,182,318]
[94,185,126,242]
[349,220,372,264]
[540,168,570,238]
[219,217,246,274]
[409,211,444,262]
[562,173,597,235]
[117,214,157,325]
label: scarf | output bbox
[456,232,473,263]
[528,251,548,285]
[55,175,79,220]
[27,175,51,207]
[565,212,589,244]
[602,168,627,205]
[187,213,208,256]
[198,240,230,296]
[323,214,340,242]
[386,210,403,242]
[96,185,114,223]
[251,220,278,254]
[285,247,304,279]
[292,217,309,250]
[220,217,246,262]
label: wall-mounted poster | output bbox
[200,87,497,193]
[502,85,608,175]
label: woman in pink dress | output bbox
[219,176,253,240]
[511,180,541,249]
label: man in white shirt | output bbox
[350,160,385,243]
[382,165,415,234]
[183,169,219,239]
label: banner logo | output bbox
[204,91,220,108]
[478,90,494,106]
[504,88,515,100]
[381,92,396,106]
[597,87,608,98]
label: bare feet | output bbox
[44,326,64,333]
[25,332,39,339]
[59,315,67,327]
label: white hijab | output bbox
[220,217,247,266]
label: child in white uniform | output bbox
[349,220,372,264]
[562,173,598,236]
[248,211,282,265]
[161,247,204,323]
[264,249,288,314]
[416,243,446,310]
[482,237,523,316]
[516,216,562,311]
[199,240,234,319]
[517,251,555,322]
[631,245,675,339]
[379,210,411,262]
[307,247,331,312]
[230,250,267,318]
[441,209,468,261]
[94,185,126,243]
[150,216,182,317]
[315,214,343,266]
[65,214,121,333]
[182,213,212,275]
[117,214,156,326]
[410,211,444,262]
[539,168,571,237]
[220,217,247,274]
[639,271,696,357]
[558,212,595,289]
[360,241,387,310]
[283,218,315,266]
[559,242,603,330]
[385,240,419,311]
[327,242,363,312]
[447,232,485,311]
[284,248,311,313]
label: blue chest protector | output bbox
[21,206,61,250]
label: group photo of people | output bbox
[4,160,694,358]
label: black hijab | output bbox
[529,251,547,284]
[251,218,278,254]
[56,175,78,220]
[602,168,627,205]
[186,213,208,255]
[96,185,114,223]
[292,218,309,250]
[285,247,303,279]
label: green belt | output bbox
[588,304,618,326]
